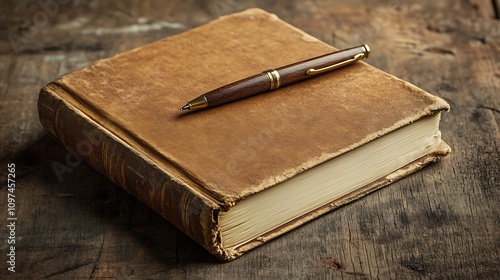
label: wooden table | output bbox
[1,1,499,278]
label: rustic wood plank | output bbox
[469,0,497,18]
[0,0,498,278]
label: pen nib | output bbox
[180,104,190,111]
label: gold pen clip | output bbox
[307,44,370,75]
[306,53,365,75]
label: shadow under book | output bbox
[37,8,450,261]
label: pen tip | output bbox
[180,104,190,111]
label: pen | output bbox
[180,44,370,111]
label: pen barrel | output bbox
[276,45,368,86]
[198,45,368,109]
[204,74,270,107]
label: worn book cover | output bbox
[38,8,450,260]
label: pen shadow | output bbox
[174,91,273,120]
[174,103,234,119]
[173,72,347,120]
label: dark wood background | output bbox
[1,0,499,278]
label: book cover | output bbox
[38,8,450,260]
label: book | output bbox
[37,8,450,261]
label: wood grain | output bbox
[204,74,270,107]
[0,0,498,278]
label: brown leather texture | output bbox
[38,8,450,260]
[51,8,448,203]
[39,86,227,259]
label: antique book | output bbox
[38,8,450,261]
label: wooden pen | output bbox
[180,44,370,111]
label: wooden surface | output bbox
[0,0,498,278]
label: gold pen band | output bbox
[263,69,281,91]
[186,95,208,110]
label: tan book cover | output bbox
[38,8,450,260]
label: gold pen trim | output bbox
[186,95,208,110]
[263,69,281,90]
[306,53,365,75]
[306,44,370,75]
[362,44,371,58]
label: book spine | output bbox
[38,84,228,260]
